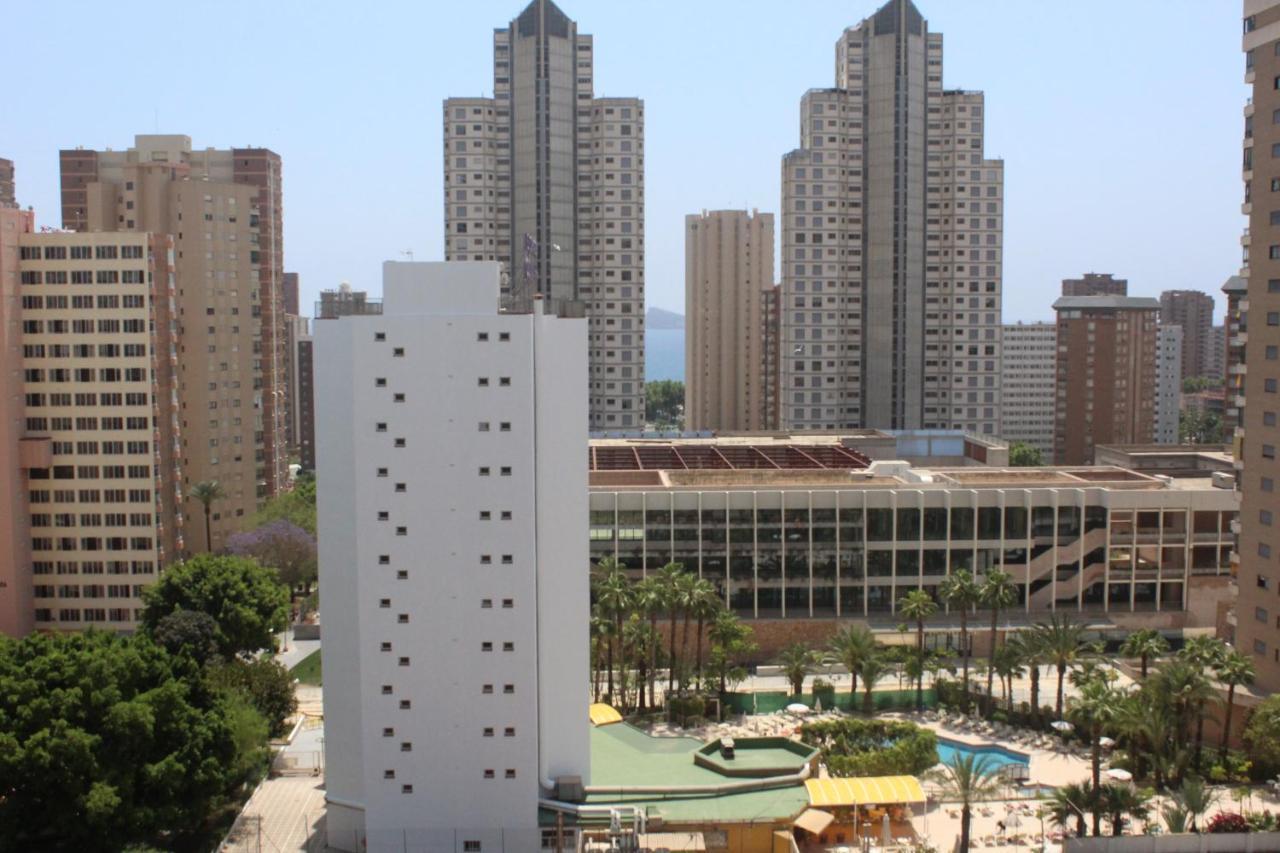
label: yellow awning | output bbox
[589,703,623,726]
[793,808,837,836]
[805,776,925,807]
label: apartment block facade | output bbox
[1062,273,1127,297]
[60,135,287,551]
[443,0,645,430]
[1160,289,1216,382]
[0,157,13,207]
[779,0,1003,434]
[1156,324,1184,445]
[1224,275,1248,435]
[685,209,776,431]
[317,262,588,851]
[16,231,183,632]
[1236,0,1280,690]
[999,322,1056,457]
[1053,295,1160,465]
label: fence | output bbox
[721,687,937,715]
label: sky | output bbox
[4,0,1245,323]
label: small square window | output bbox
[484,769,495,779]
[395,483,407,492]
[378,511,390,520]
[500,466,512,476]
[376,422,388,432]
[396,569,409,579]
[394,438,406,447]
[478,422,491,432]
[395,526,407,536]
[380,598,391,608]
[479,467,491,476]
[500,422,511,432]
[383,727,395,737]
[499,333,510,342]
[504,727,515,737]
[503,642,514,652]
[375,332,386,342]
[480,511,492,520]
[501,555,513,564]
[482,684,494,694]
[501,511,512,521]
[482,599,493,608]
[502,599,513,609]
[393,393,405,402]
[499,377,511,387]
[399,699,412,709]
[379,555,391,564]
[505,769,516,779]
[398,613,410,623]
[477,332,489,342]
[393,347,405,357]
[375,378,387,387]
[478,377,490,387]
[401,741,412,752]
[377,468,389,477]
[480,554,492,564]
[464,842,482,853]
[483,727,495,737]
[504,684,514,694]
[398,656,410,666]
[384,769,396,779]
[381,642,392,652]
[402,784,413,794]
[381,684,393,694]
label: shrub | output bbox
[668,695,705,726]
[1206,813,1249,834]
[799,718,939,777]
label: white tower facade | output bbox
[1156,324,1184,445]
[317,261,589,852]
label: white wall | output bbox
[318,262,587,852]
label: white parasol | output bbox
[787,702,811,714]
[1098,736,1116,749]
[1105,768,1133,782]
[1050,720,1074,733]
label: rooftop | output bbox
[1053,295,1161,311]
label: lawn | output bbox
[291,649,322,685]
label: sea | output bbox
[645,328,684,383]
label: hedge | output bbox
[798,718,939,777]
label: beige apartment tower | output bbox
[1062,273,1128,297]
[1236,1,1280,690]
[59,135,286,551]
[1052,295,1160,465]
[685,210,776,431]
[443,0,645,430]
[780,0,1004,434]
[16,231,183,631]
[1160,289,1216,381]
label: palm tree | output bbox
[992,639,1026,713]
[1069,676,1120,834]
[676,572,704,691]
[980,569,1018,710]
[1179,636,1228,670]
[777,642,818,697]
[593,560,631,705]
[898,589,938,711]
[1050,782,1093,838]
[656,562,685,695]
[589,605,610,702]
[623,615,654,712]
[859,652,891,714]
[930,753,1002,853]
[707,609,754,694]
[1121,629,1169,681]
[1035,614,1089,719]
[940,569,981,707]
[690,578,722,688]
[1099,784,1150,838]
[190,480,226,553]
[1175,776,1219,833]
[1161,800,1190,835]
[632,575,665,709]
[1152,658,1217,775]
[1216,649,1256,759]
[1015,630,1046,722]
[829,624,876,701]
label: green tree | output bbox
[1150,658,1217,777]
[592,559,631,705]
[992,639,1026,713]
[940,569,981,707]
[150,608,220,664]
[1050,782,1093,838]
[690,579,722,687]
[209,657,299,738]
[645,379,684,428]
[1099,784,1150,837]
[0,631,247,851]
[777,642,819,696]
[1216,650,1256,759]
[1069,675,1121,834]
[1034,614,1089,719]
[249,476,317,534]
[707,611,757,695]
[189,480,226,553]
[1179,408,1223,445]
[657,562,686,695]
[1244,693,1280,771]
[1008,441,1045,467]
[980,569,1018,711]
[859,652,892,714]
[929,753,1002,853]
[1121,629,1169,680]
[1175,777,1219,833]
[632,576,665,709]
[829,624,877,701]
[141,554,289,659]
[898,589,938,711]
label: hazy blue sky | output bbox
[5,0,1243,321]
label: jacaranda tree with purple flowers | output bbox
[226,519,318,604]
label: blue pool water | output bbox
[936,737,1031,771]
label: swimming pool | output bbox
[936,736,1031,771]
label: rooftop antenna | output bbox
[400,250,414,261]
